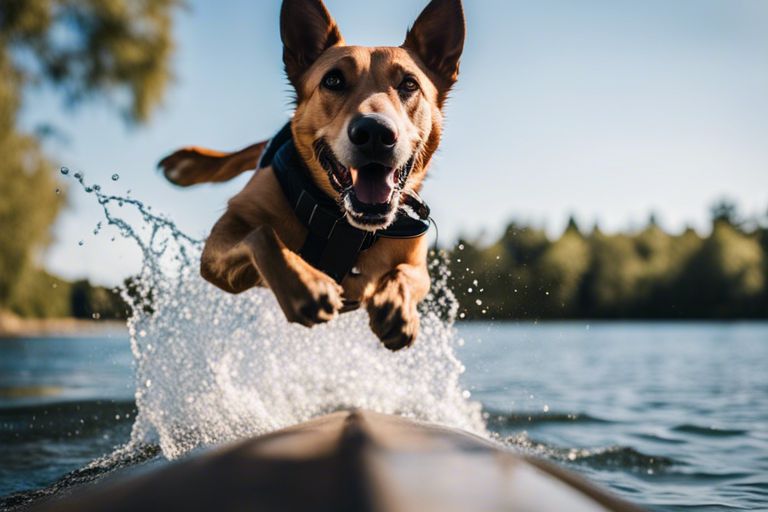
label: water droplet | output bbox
[475,299,483,306]
[84,187,93,193]
[93,184,101,191]
[78,240,84,246]
[60,167,70,175]
[74,172,82,180]
[111,174,120,181]
[55,188,61,195]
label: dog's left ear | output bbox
[281,0,344,88]
[403,0,466,91]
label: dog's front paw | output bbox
[367,277,419,351]
[280,268,344,328]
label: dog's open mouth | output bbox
[315,141,414,230]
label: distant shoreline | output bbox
[0,312,126,338]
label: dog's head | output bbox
[281,0,465,231]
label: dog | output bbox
[159,0,465,351]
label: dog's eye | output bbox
[321,70,346,91]
[398,76,420,94]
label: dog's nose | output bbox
[347,114,398,160]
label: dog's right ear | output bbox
[281,0,344,88]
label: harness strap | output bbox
[293,190,375,282]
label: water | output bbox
[1,176,766,511]
[460,322,768,511]
[1,323,766,511]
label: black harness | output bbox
[258,123,431,283]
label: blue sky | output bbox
[22,0,768,285]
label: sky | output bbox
[20,0,768,286]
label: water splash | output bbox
[65,173,486,460]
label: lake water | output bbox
[1,322,766,511]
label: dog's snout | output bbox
[347,114,398,160]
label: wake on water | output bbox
[63,169,487,465]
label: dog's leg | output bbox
[200,212,266,294]
[201,212,343,326]
[158,141,268,187]
[245,226,344,326]
[366,263,431,351]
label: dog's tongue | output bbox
[351,164,396,205]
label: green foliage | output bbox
[5,267,127,319]
[0,128,63,303]
[680,222,765,317]
[538,227,590,315]
[0,0,179,318]
[6,268,71,318]
[70,279,128,319]
[1,0,180,122]
[450,207,768,320]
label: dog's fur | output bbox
[158,0,465,350]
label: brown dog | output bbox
[159,0,465,350]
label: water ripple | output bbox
[503,432,678,473]
[485,408,611,429]
[671,424,749,437]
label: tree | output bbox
[0,49,62,304]
[536,226,589,316]
[584,232,645,317]
[0,0,180,315]
[1,0,179,122]
[710,199,740,226]
[683,223,765,317]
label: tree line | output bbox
[448,203,768,320]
